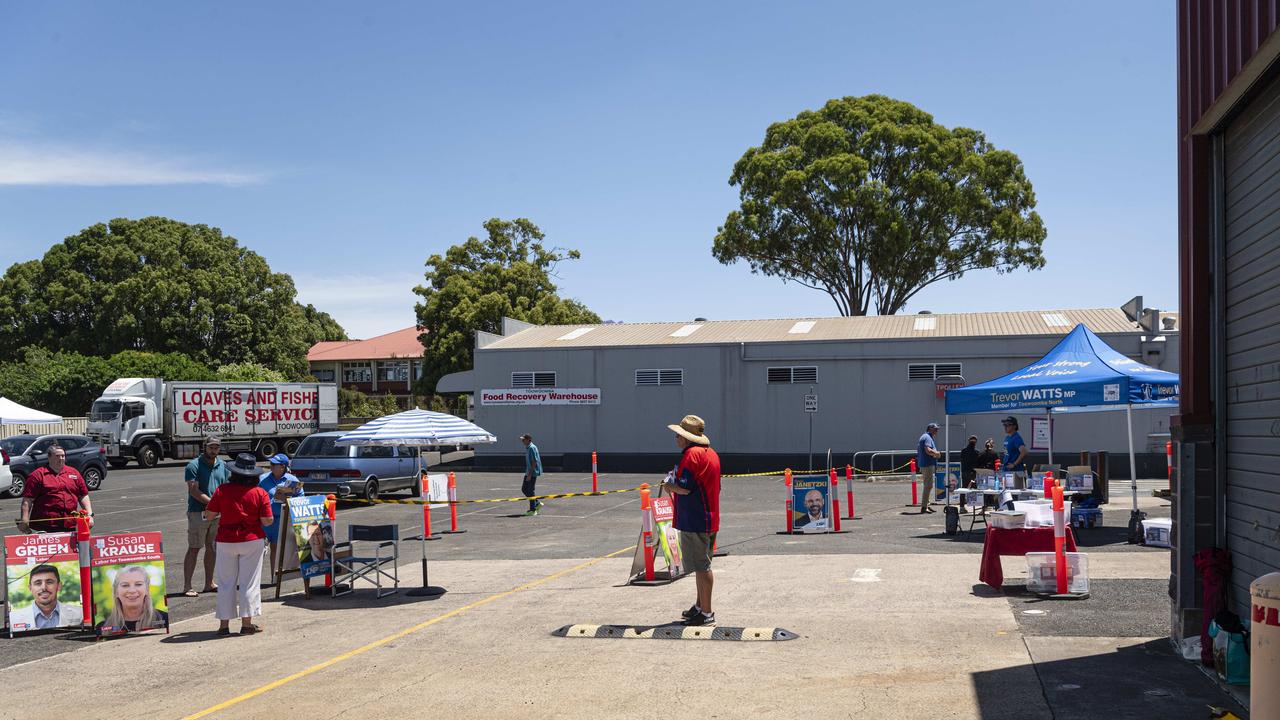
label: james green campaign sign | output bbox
[4,533,82,635]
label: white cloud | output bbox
[0,142,263,186]
[293,271,422,339]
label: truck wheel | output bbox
[108,458,129,469]
[363,478,379,501]
[283,439,301,456]
[6,473,24,498]
[256,440,279,460]
[83,466,104,491]
[136,443,160,469]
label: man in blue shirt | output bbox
[1001,416,1028,474]
[520,434,543,516]
[917,422,941,514]
[182,437,230,597]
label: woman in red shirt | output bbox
[204,453,274,636]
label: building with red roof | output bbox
[307,326,425,401]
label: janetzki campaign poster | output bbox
[4,533,83,635]
[792,477,830,533]
[90,532,168,637]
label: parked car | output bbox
[288,431,421,500]
[0,447,12,496]
[0,434,109,498]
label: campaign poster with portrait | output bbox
[792,476,830,533]
[4,533,83,635]
[650,496,683,576]
[288,495,333,579]
[90,532,168,637]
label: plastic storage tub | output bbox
[1142,518,1172,547]
[1071,507,1102,528]
[990,511,1026,529]
[1025,551,1090,594]
[1012,500,1072,528]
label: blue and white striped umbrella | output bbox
[334,408,497,447]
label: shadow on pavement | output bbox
[971,638,1248,720]
[275,587,446,612]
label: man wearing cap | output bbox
[520,434,542,516]
[1001,417,1028,475]
[259,453,303,577]
[182,437,230,597]
[917,422,942,513]
[959,435,981,488]
[661,415,721,627]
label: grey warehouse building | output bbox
[438,307,1179,477]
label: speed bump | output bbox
[552,624,797,641]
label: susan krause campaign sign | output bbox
[4,533,83,635]
[288,495,334,579]
[91,532,169,637]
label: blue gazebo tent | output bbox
[943,324,1179,510]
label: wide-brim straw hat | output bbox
[667,415,710,446]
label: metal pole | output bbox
[944,416,951,505]
[1126,403,1139,511]
[1046,408,1054,466]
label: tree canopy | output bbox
[714,95,1047,316]
[0,216,347,377]
[413,218,601,393]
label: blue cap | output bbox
[268,453,290,466]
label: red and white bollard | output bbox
[324,494,337,588]
[910,458,918,506]
[592,451,599,494]
[445,471,465,534]
[1052,486,1067,595]
[75,512,93,626]
[845,464,855,520]
[420,472,438,541]
[830,468,842,532]
[640,484,655,581]
[784,469,793,534]
[1166,441,1174,491]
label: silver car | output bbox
[288,431,421,500]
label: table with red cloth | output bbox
[979,525,1078,589]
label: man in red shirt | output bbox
[662,414,721,627]
[18,444,94,533]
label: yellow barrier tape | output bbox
[338,485,647,506]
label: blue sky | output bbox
[0,2,1174,338]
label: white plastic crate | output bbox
[1011,500,1072,528]
[1025,551,1090,594]
[1142,518,1172,548]
[990,511,1026,529]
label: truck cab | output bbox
[87,378,164,468]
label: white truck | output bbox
[86,378,339,468]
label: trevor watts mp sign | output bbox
[480,388,602,406]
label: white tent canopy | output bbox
[0,397,62,426]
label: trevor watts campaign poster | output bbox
[792,477,830,533]
[288,495,333,579]
[90,532,169,637]
[4,533,83,635]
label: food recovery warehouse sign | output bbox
[480,388,601,406]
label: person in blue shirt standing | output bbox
[1001,416,1028,477]
[258,453,303,578]
[917,422,942,514]
[520,434,543,516]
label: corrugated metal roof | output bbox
[481,308,1176,350]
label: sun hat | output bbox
[667,415,710,446]
[267,453,290,466]
[226,453,261,476]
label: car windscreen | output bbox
[0,436,35,456]
[295,435,348,458]
[90,399,122,421]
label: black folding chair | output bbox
[331,524,400,598]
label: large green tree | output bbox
[0,217,347,377]
[413,218,601,393]
[714,95,1047,316]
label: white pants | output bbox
[215,538,265,620]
